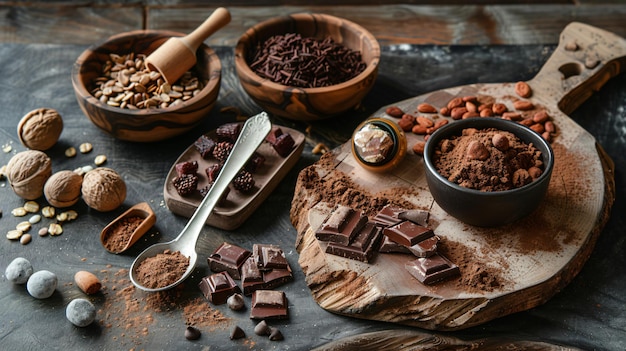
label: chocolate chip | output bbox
[254,320,271,336]
[184,326,201,340]
[227,293,245,311]
[269,327,284,341]
[230,325,246,340]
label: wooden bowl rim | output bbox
[71,29,221,117]
[234,12,381,94]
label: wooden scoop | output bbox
[145,7,231,84]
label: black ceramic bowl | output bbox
[423,117,554,227]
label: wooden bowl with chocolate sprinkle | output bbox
[72,30,221,142]
[234,13,380,121]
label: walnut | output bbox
[17,108,64,151]
[81,168,126,212]
[44,170,83,208]
[6,150,52,200]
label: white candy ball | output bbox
[26,270,57,299]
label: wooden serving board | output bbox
[164,124,304,230]
[290,22,622,330]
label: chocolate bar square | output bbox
[383,220,434,247]
[208,242,251,279]
[326,222,382,263]
[405,253,460,285]
[250,290,288,320]
[199,271,241,305]
[316,205,367,245]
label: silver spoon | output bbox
[129,112,272,292]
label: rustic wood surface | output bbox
[291,22,620,331]
[0,2,625,350]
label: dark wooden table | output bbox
[1,4,625,350]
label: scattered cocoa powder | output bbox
[102,216,142,252]
[433,127,544,191]
[97,267,231,348]
[134,250,190,289]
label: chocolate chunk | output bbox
[379,235,439,258]
[230,325,246,340]
[407,235,440,258]
[243,247,293,295]
[198,271,241,305]
[326,222,382,263]
[378,235,412,254]
[316,205,367,245]
[405,253,460,285]
[398,209,430,227]
[254,244,288,271]
[250,290,288,320]
[383,221,434,247]
[373,205,430,228]
[265,126,284,145]
[216,122,241,142]
[271,133,295,157]
[208,242,252,279]
[193,135,216,159]
[245,152,265,173]
[372,205,405,227]
[175,161,198,177]
[241,257,264,296]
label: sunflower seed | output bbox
[7,230,22,240]
[42,206,56,218]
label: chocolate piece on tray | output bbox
[250,290,288,320]
[193,135,216,159]
[265,126,283,144]
[199,271,241,305]
[271,133,295,157]
[316,205,367,245]
[383,220,434,247]
[208,242,252,279]
[326,222,383,263]
[253,244,289,271]
[241,257,264,295]
[405,253,460,285]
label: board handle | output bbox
[528,22,626,115]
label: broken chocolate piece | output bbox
[383,220,434,247]
[262,264,293,290]
[250,290,288,320]
[254,244,288,271]
[372,205,405,227]
[208,242,252,279]
[398,209,430,227]
[198,271,241,305]
[325,222,382,263]
[316,205,367,245]
[241,257,264,296]
[405,253,460,285]
[379,235,439,258]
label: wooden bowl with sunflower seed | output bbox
[71,30,221,142]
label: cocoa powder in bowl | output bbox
[423,118,554,227]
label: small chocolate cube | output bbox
[199,271,241,305]
[194,135,216,159]
[208,242,252,279]
[250,290,288,320]
[265,126,284,145]
[405,253,460,285]
[271,133,295,157]
[253,244,288,271]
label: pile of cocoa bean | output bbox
[385,81,557,155]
